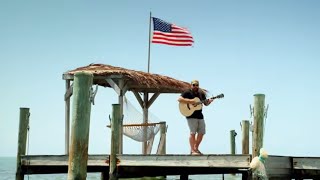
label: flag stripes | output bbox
[152,17,194,46]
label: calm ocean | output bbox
[0,157,242,180]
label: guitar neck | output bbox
[198,94,224,104]
[202,95,221,103]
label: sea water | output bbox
[0,157,242,180]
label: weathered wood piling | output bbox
[67,72,93,180]
[252,94,265,158]
[109,104,121,180]
[15,107,30,180]
[241,120,250,154]
[230,130,237,155]
[157,121,166,155]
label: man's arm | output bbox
[178,96,196,104]
[204,98,214,106]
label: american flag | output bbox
[152,17,194,46]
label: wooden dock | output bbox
[19,154,320,179]
[15,74,320,180]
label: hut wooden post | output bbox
[230,130,237,155]
[241,120,250,154]
[118,79,124,155]
[142,92,149,154]
[15,107,30,180]
[109,104,121,180]
[105,78,127,155]
[65,79,71,154]
[67,72,93,180]
[252,94,265,158]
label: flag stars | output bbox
[151,17,194,46]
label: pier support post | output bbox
[242,170,252,180]
[180,174,188,180]
[241,120,250,154]
[67,72,93,180]
[252,94,265,158]
[15,107,30,180]
[230,130,237,155]
[109,104,121,180]
[157,121,167,155]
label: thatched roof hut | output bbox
[63,63,190,93]
[62,63,195,154]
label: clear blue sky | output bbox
[1,0,320,157]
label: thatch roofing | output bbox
[63,63,191,93]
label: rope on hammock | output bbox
[107,95,162,142]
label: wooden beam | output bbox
[64,84,73,101]
[147,92,160,109]
[133,91,144,109]
[129,87,182,94]
[21,154,251,168]
[117,154,251,168]
[63,74,124,80]
[265,156,292,179]
[62,74,74,80]
[106,78,121,95]
[121,80,129,95]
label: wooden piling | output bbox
[241,120,250,154]
[230,130,237,155]
[16,107,30,180]
[242,170,252,180]
[252,94,265,158]
[157,121,166,155]
[180,174,188,180]
[109,104,121,180]
[67,72,93,180]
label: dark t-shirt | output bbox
[181,89,206,119]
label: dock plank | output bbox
[118,154,250,168]
[21,155,109,166]
[265,156,292,178]
[18,154,320,179]
[293,157,320,170]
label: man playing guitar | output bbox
[177,80,214,155]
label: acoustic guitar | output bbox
[179,94,224,117]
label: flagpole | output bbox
[147,12,152,73]
[143,11,152,155]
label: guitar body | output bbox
[179,97,203,117]
[179,93,224,117]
